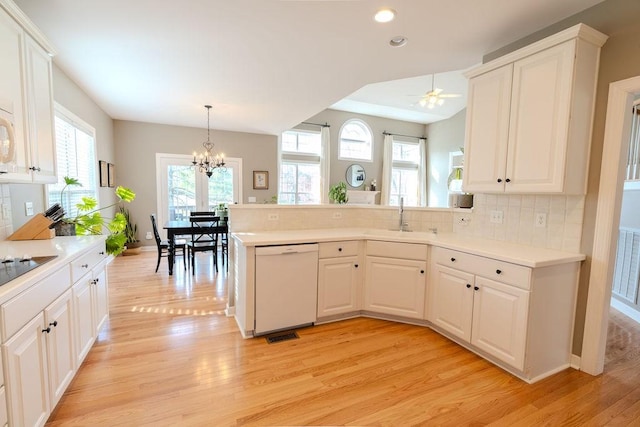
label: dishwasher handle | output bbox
[255,243,319,256]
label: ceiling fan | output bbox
[416,74,461,109]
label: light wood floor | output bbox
[46,251,640,426]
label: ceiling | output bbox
[13,0,605,135]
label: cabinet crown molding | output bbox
[465,23,607,79]
[0,0,56,55]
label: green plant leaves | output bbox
[115,186,135,202]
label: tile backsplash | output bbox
[230,193,585,253]
[453,193,584,252]
[0,184,12,240]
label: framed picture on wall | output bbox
[253,171,268,190]
[99,160,108,187]
[108,163,116,187]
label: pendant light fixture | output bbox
[192,105,225,178]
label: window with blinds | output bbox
[47,105,97,217]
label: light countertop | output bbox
[231,228,585,268]
[0,235,107,305]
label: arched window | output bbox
[339,119,372,161]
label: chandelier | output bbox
[192,105,225,178]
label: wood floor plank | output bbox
[45,251,640,426]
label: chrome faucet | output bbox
[399,197,408,231]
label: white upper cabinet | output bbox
[463,24,608,195]
[25,36,56,183]
[0,8,30,180]
[463,64,513,193]
[0,1,57,183]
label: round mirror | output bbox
[346,164,366,188]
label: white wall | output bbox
[427,109,466,207]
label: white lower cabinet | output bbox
[318,257,360,317]
[73,258,108,365]
[0,239,109,426]
[429,265,529,369]
[364,241,427,320]
[317,241,361,318]
[471,276,529,370]
[5,289,77,426]
[429,265,475,341]
[43,289,76,409]
[3,313,50,427]
[429,246,578,381]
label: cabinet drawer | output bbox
[319,241,359,258]
[434,247,531,290]
[1,265,71,341]
[366,241,427,261]
[71,245,107,283]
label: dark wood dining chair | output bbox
[219,215,229,271]
[150,214,187,273]
[187,215,219,274]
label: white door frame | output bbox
[581,76,640,375]
[155,153,242,236]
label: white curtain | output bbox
[418,138,427,206]
[381,133,393,205]
[320,126,331,204]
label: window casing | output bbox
[47,104,98,216]
[389,139,423,206]
[339,119,373,161]
[279,130,322,204]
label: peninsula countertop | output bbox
[231,228,585,268]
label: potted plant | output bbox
[215,202,228,218]
[119,206,142,256]
[329,181,348,204]
[52,176,136,256]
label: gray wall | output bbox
[113,120,277,245]
[426,109,466,207]
[302,109,432,197]
[9,63,115,229]
[481,0,640,355]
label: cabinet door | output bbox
[318,256,360,317]
[72,275,95,366]
[429,265,474,342]
[44,289,75,408]
[462,64,513,193]
[0,10,30,180]
[505,41,575,193]
[24,37,56,183]
[93,263,109,335]
[364,257,427,319]
[471,276,529,370]
[2,312,50,427]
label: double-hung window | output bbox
[388,138,426,206]
[47,104,98,216]
[279,130,322,204]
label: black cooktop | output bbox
[0,256,58,287]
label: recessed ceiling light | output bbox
[374,8,396,23]
[389,36,407,48]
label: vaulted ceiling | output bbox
[14,0,605,135]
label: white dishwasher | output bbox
[254,243,319,335]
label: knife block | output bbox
[7,214,56,240]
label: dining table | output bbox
[163,219,227,275]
